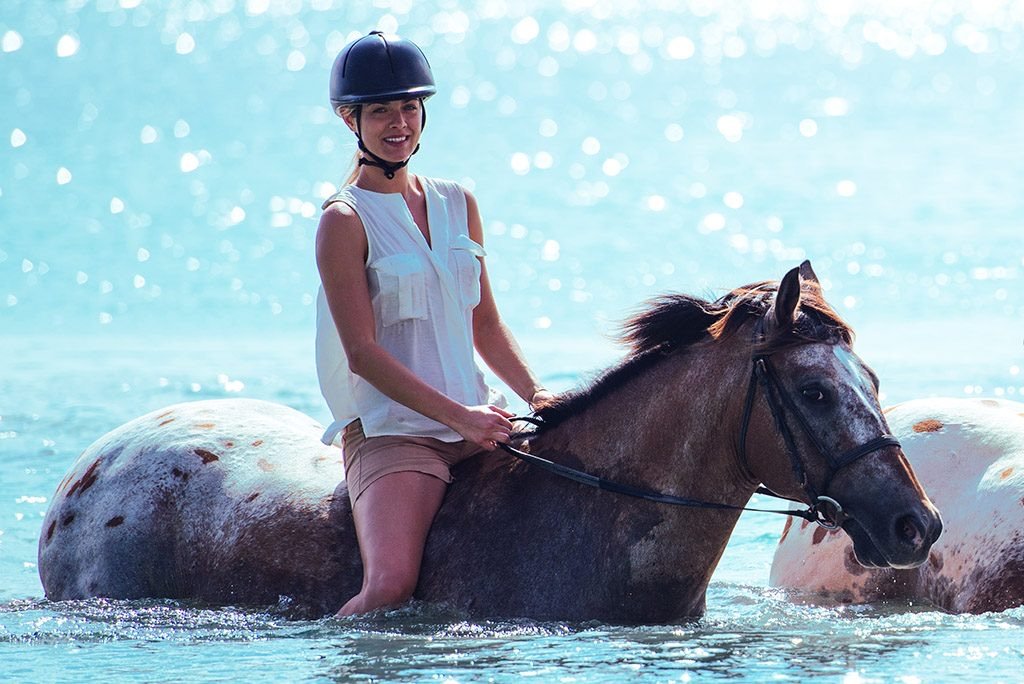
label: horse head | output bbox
[744,261,942,569]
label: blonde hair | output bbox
[343,150,360,186]
[337,104,361,186]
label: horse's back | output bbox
[38,399,360,614]
[770,397,1024,612]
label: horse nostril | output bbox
[895,514,925,550]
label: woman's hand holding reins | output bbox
[451,404,515,451]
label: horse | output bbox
[770,397,1024,614]
[38,262,942,623]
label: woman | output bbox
[315,31,552,617]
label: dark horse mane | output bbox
[532,279,853,432]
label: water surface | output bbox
[3,0,1024,680]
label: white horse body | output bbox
[37,399,355,611]
[770,397,1024,613]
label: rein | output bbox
[498,423,822,524]
[499,319,901,530]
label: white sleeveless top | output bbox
[315,177,502,444]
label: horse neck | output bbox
[534,340,758,506]
[524,339,763,617]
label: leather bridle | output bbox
[737,318,901,528]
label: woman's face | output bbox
[345,99,423,163]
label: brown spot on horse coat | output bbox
[912,419,944,433]
[194,448,219,464]
[66,459,102,498]
[1002,467,1015,480]
[223,441,235,448]
[799,518,810,530]
[195,423,216,430]
[106,516,124,528]
[812,526,827,545]
[246,492,260,503]
[257,458,274,472]
[155,410,174,421]
[779,517,793,544]
[158,418,176,426]
[62,514,75,527]
[929,551,944,572]
[171,467,189,481]
[251,439,264,447]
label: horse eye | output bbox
[801,388,826,403]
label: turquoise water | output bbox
[3,0,1024,680]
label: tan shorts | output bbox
[341,419,485,505]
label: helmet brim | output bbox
[332,86,436,109]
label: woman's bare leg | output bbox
[337,470,448,616]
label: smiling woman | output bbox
[313,31,552,617]
[328,32,437,183]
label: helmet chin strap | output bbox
[356,139,419,180]
[354,103,426,181]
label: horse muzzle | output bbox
[842,501,943,570]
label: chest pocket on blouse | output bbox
[450,234,485,310]
[369,253,428,327]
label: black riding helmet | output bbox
[330,31,436,179]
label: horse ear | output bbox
[798,260,819,285]
[774,266,801,329]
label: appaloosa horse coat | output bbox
[772,397,1024,613]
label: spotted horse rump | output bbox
[770,397,1024,613]
[38,399,358,616]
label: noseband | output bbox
[737,319,901,528]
